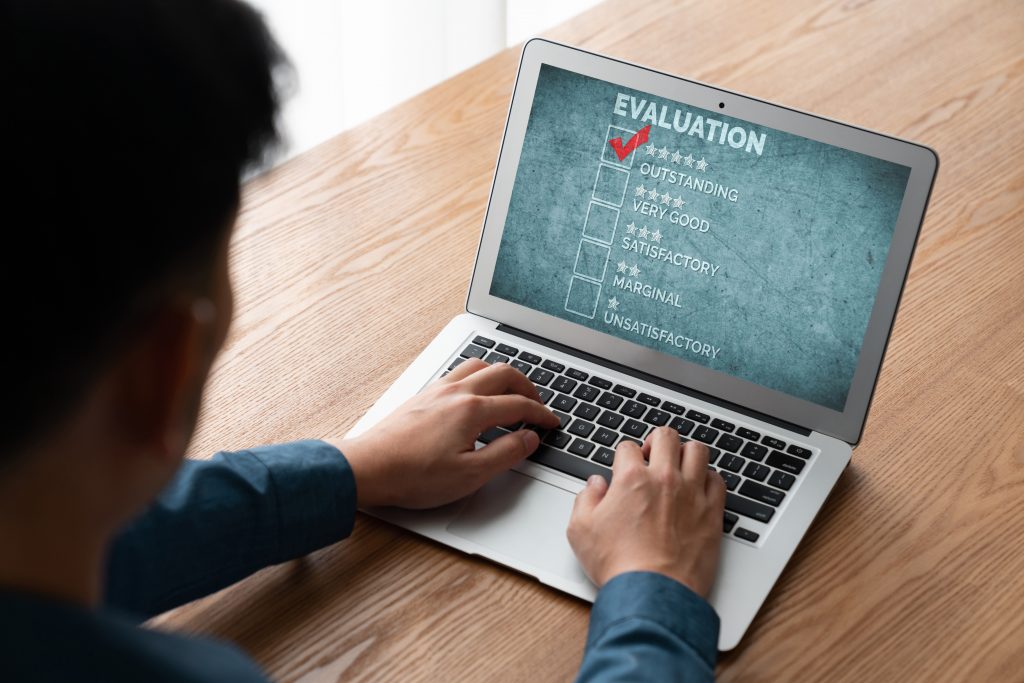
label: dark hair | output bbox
[1,0,285,456]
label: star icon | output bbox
[672,196,685,208]
[657,146,670,159]
[683,153,695,167]
[634,184,647,197]
[651,229,663,243]
[629,264,641,278]
[695,157,709,172]
[660,192,672,204]
[638,226,649,239]
[607,297,619,311]
[617,260,628,273]
[626,221,637,235]
[647,188,659,200]
[645,143,657,156]
[670,150,682,164]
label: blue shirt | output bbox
[1,441,719,681]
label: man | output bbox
[0,1,726,681]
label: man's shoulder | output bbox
[0,591,267,683]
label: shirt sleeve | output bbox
[104,440,357,619]
[575,572,720,683]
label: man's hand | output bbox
[567,427,726,597]
[334,359,559,509]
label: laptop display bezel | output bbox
[465,39,938,445]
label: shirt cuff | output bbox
[588,571,720,670]
[245,439,358,561]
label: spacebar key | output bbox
[725,492,775,523]
[528,444,611,484]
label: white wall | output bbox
[247,0,601,159]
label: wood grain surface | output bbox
[152,0,1024,680]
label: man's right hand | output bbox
[566,427,726,597]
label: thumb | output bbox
[571,474,609,519]
[473,428,540,475]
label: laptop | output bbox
[347,39,938,650]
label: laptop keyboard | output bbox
[443,335,816,545]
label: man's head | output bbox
[1,0,283,515]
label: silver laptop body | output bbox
[347,39,938,650]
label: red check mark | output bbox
[608,124,651,161]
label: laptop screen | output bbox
[489,64,912,411]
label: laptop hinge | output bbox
[497,324,812,437]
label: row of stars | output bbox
[615,261,642,278]
[634,185,687,208]
[624,221,662,242]
[643,143,710,171]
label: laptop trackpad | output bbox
[447,471,590,584]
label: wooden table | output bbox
[154,0,1024,680]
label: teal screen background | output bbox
[490,65,911,410]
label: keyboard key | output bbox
[720,471,740,490]
[567,419,595,438]
[544,431,571,449]
[662,401,685,415]
[762,435,787,450]
[477,427,509,444]
[472,336,495,348]
[686,409,710,424]
[502,421,523,431]
[567,438,595,458]
[519,352,542,365]
[588,376,612,390]
[737,427,760,441]
[460,344,488,359]
[552,394,577,412]
[510,360,532,374]
[612,384,636,397]
[787,444,812,459]
[552,411,571,429]
[693,426,719,444]
[669,417,695,436]
[637,393,660,406]
[768,470,796,491]
[592,447,616,467]
[741,442,768,462]
[597,411,624,429]
[528,368,554,386]
[620,400,646,418]
[723,511,739,533]
[448,357,466,371]
[593,427,618,446]
[529,444,609,483]
[619,436,642,447]
[573,403,601,421]
[734,528,759,542]
[717,434,743,453]
[740,480,785,507]
[719,454,745,472]
[541,359,565,373]
[552,376,577,393]
[766,450,805,475]
[743,462,770,482]
[597,392,624,410]
[726,492,775,523]
[536,388,554,404]
[643,409,670,426]
[706,447,720,465]
[565,368,588,381]
[484,352,510,364]
[621,419,648,438]
[574,384,600,402]
[495,343,518,356]
[711,418,735,432]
